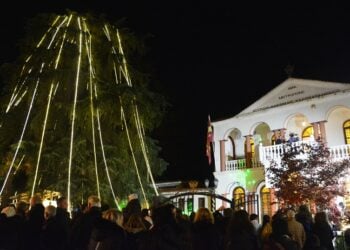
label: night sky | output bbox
[1,2,350,182]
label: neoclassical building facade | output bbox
[211,77,350,218]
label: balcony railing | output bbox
[259,141,350,163]
[329,144,350,160]
[226,158,263,171]
[223,142,350,172]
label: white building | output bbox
[211,77,350,218]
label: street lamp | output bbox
[213,178,219,189]
[211,178,219,211]
[204,179,210,188]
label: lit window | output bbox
[260,186,271,216]
[302,126,314,140]
[344,120,350,144]
[233,187,245,210]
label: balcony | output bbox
[259,141,350,163]
[223,142,350,172]
[225,158,263,171]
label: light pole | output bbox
[204,179,210,210]
[211,178,219,211]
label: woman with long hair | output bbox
[312,211,334,250]
[192,207,221,250]
[88,208,127,250]
[224,209,259,250]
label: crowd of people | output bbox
[0,194,340,250]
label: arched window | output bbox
[344,120,350,144]
[302,126,314,140]
[260,186,271,216]
[233,187,245,210]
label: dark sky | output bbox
[1,2,350,182]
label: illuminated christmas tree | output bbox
[0,12,168,210]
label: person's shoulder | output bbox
[281,235,300,250]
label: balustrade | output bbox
[224,142,350,172]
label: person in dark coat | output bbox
[124,213,148,250]
[56,196,71,226]
[123,193,142,227]
[312,211,334,250]
[295,205,314,249]
[224,209,259,250]
[69,195,102,250]
[40,205,67,250]
[263,214,300,250]
[191,207,221,250]
[15,201,28,218]
[55,196,71,249]
[0,205,23,250]
[139,203,185,250]
[23,195,45,249]
[88,208,127,250]
[221,208,234,236]
[175,208,193,250]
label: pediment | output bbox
[238,78,350,115]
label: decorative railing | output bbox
[329,144,350,160]
[260,142,350,163]
[226,158,263,171]
[259,141,312,162]
[224,143,350,172]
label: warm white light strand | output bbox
[103,26,122,85]
[67,17,82,213]
[47,16,67,49]
[6,77,29,113]
[55,15,72,69]
[20,65,26,77]
[96,109,120,208]
[53,81,60,96]
[120,105,148,206]
[25,55,32,63]
[31,83,54,197]
[39,62,45,73]
[116,30,132,86]
[13,155,26,174]
[83,27,96,78]
[103,24,111,41]
[89,35,96,77]
[13,89,27,107]
[113,62,119,84]
[0,79,40,196]
[37,16,61,48]
[84,22,101,200]
[133,104,158,195]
